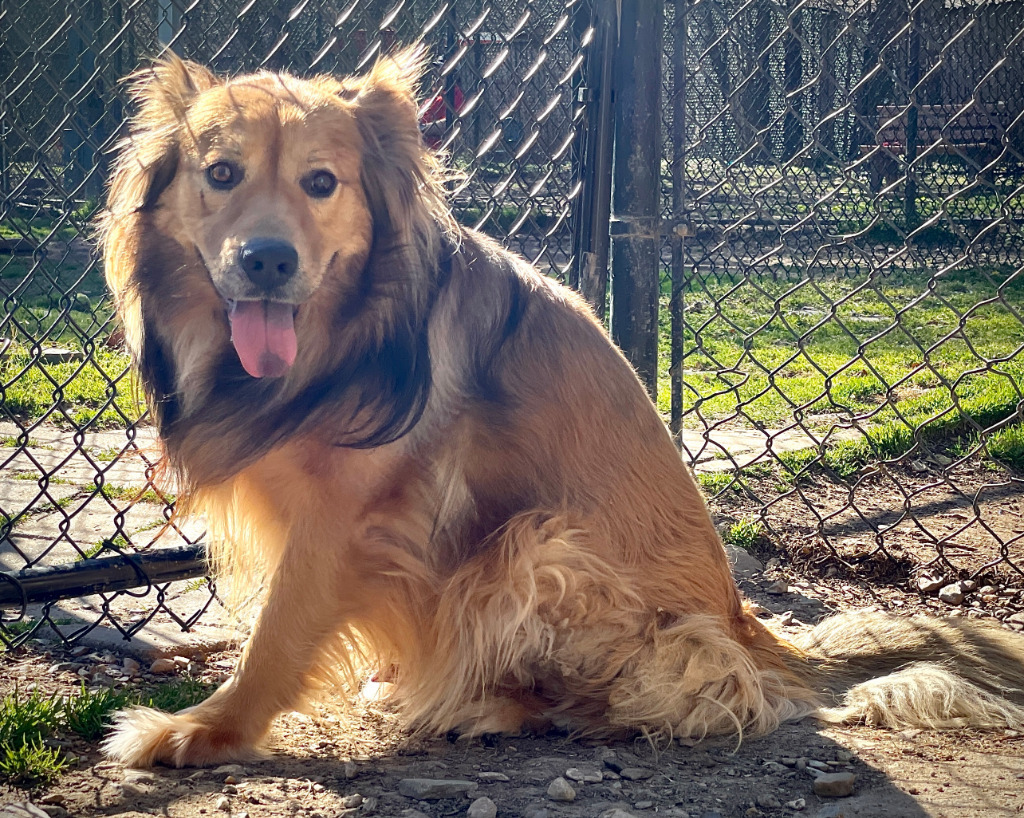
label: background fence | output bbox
[2,0,1023,651]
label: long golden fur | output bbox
[99,49,1024,767]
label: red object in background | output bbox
[421,84,465,148]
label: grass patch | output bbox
[723,518,765,551]
[62,685,131,741]
[101,484,174,506]
[0,739,66,788]
[0,343,142,428]
[0,689,64,789]
[0,676,216,789]
[140,677,215,713]
[77,534,131,561]
[697,471,735,495]
[665,265,1024,474]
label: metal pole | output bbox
[610,0,664,398]
[904,1,920,229]
[572,0,617,320]
[158,0,182,51]
[670,0,687,440]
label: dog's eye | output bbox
[302,170,338,199]
[206,162,241,190]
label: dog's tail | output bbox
[788,610,1024,730]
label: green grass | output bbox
[662,265,1024,474]
[101,484,174,506]
[0,689,65,788]
[697,471,736,495]
[0,739,66,788]
[62,685,131,741]
[140,677,215,713]
[0,677,216,789]
[0,343,142,428]
[723,518,765,551]
[77,534,131,561]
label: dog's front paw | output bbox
[103,707,260,768]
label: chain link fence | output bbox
[0,0,592,649]
[662,0,1024,619]
[2,0,1023,652]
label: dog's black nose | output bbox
[239,239,298,290]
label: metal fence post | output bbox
[670,0,687,440]
[571,0,617,320]
[610,0,664,398]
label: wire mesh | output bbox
[0,0,593,649]
[664,0,1024,622]
[3,0,1023,651]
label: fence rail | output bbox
[3,0,1024,650]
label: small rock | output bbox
[786,798,805,810]
[341,759,359,779]
[467,796,498,818]
[565,767,603,783]
[761,761,787,774]
[835,750,854,763]
[917,574,945,593]
[523,808,550,818]
[214,794,231,811]
[938,583,965,605]
[599,810,636,818]
[40,807,68,818]
[401,811,431,818]
[149,658,177,674]
[618,766,654,781]
[806,759,829,770]
[222,785,237,795]
[341,795,363,809]
[779,757,798,767]
[478,772,510,782]
[214,764,247,777]
[123,769,156,785]
[634,801,654,809]
[910,459,929,474]
[766,580,790,595]
[813,772,857,797]
[224,775,238,785]
[122,657,141,675]
[546,777,576,802]
[1007,612,1024,626]
[725,545,763,579]
[756,794,782,808]
[37,796,64,806]
[778,610,795,626]
[397,779,478,800]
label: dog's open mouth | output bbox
[227,299,298,379]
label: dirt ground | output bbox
[3,563,1023,818]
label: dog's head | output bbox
[102,49,451,482]
[105,46,445,379]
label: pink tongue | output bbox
[228,301,298,378]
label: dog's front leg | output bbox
[104,536,348,767]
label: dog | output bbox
[99,48,1024,767]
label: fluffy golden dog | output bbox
[100,49,1024,767]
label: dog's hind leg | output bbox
[104,537,349,767]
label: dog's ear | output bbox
[108,55,221,213]
[349,46,439,240]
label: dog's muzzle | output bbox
[226,238,302,379]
